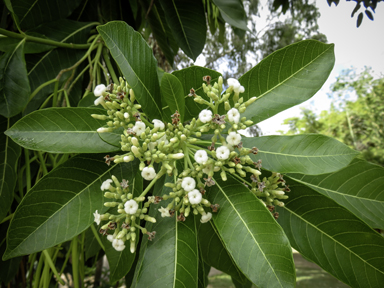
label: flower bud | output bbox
[123,155,135,162]
[244,97,257,107]
[129,89,135,102]
[92,114,108,120]
[131,146,141,157]
[131,137,140,147]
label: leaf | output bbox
[172,66,222,121]
[5,108,120,153]
[277,176,384,287]
[161,73,185,122]
[212,0,248,30]
[365,10,374,21]
[159,0,206,61]
[10,0,82,30]
[3,155,139,260]
[132,174,199,287]
[97,21,163,121]
[84,224,101,260]
[232,277,253,288]
[197,246,210,288]
[206,174,296,288]
[0,116,22,223]
[197,221,248,283]
[0,40,30,118]
[78,93,96,107]
[239,40,335,124]
[287,159,384,229]
[0,32,53,54]
[357,12,363,27]
[242,134,359,175]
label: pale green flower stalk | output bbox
[92,76,288,252]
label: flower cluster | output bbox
[92,76,288,252]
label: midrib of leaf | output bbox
[260,150,356,158]
[173,214,178,287]
[244,43,333,101]
[19,0,39,24]
[99,30,162,118]
[164,77,181,113]
[214,179,283,288]
[6,158,113,257]
[283,205,384,275]
[171,0,193,57]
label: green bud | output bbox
[129,89,135,102]
[244,96,257,107]
[144,215,156,223]
[117,229,128,239]
[239,107,246,113]
[104,192,115,198]
[220,171,227,181]
[185,206,191,217]
[104,202,118,207]
[91,114,108,120]
[224,101,231,111]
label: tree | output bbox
[1,1,384,288]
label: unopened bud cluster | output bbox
[92,76,288,252]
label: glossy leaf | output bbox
[197,221,248,283]
[3,155,139,260]
[287,159,384,229]
[278,177,384,287]
[197,246,210,288]
[0,40,30,118]
[0,116,21,223]
[161,73,185,122]
[242,134,359,175]
[84,224,101,260]
[159,0,206,61]
[132,174,199,287]
[212,0,248,30]
[5,108,120,153]
[10,0,82,30]
[207,175,296,288]
[97,21,163,120]
[239,40,335,124]
[172,66,222,121]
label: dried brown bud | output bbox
[203,75,211,85]
[251,147,259,154]
[211,204,220,212]
[212,114,226,125]
[188,88,196,97]
[120,179,129,189]
[104,155,114,166]
[121,223,130,229]
[108,222,117,230]
[273,212,279,219]
[204,177,215,187]
[99,229,108,236]
[146,231,156,241]
[177,213,186,222]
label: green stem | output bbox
[33,252,45,288]
[37,152,49,175]
[93,44,103,86]
[63,90,71,107]
[72,236,80,288]
[42,250,65,285]
[0,213,13,224]
[39,89,64,109]
[102,48,119,84]
[52,80,60,107]
[90,224,105,251]
[28,79,57,102]
[139,169,166,198]
[0,27,97,49]
[24,148,31,192]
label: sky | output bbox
[257,1,384,135]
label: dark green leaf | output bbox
[365,10,374,20]
[198,246,210,288]
[0,116,21,223]
[5,108,120,153]
[3,155,139,260]
[357,12,363,27]
[278,176,384,287]
[78,93,96,107]
[232,276,253,288]
[84,224,101,260]
[212,0,248,30]
[132,174,199,287]
[172,66,222,121]
[207,174,296,288]
[242,134,359,175]
[287,159,384,229]
[159,0,206,61]
[161,73,185,122]
[10,0,82,30]
[0,40,30,118]
[239,40,335,124]
[0,32,53,54]
[97,21,163,120]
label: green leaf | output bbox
[0,116,21,223]
[239,40,335,124]
[242,134,359,175]
[232,276,253,288]
[197,246,210,288]
[207,174,296,288]
[0,40,30,118]
[287,159,384,229]
[10,0,82,30]
[0,32,53,54]
[132,174,199,287]
[161,73,185,122]
[197,221,248,283]
[212,0,248,30]
[5,108,120,153]
[84,224,101,260]
[159,0,206,61]
[97,21,163,121]
[278,176,384,287]
[3,155,139,260]
[25,20,95,114]
[78,93,96,107]
[172,66,222,121]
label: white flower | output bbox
[124,112,129,119]
[227,78,245,94]
[200,212,212,223]
[227,108,240,124]
[226,132,242,146]
[181,177,196,192]
[132,121,146,135]
[112,239,126,251]
[93,210,101,225]
[152,119,165,130]
[107,235,114,242]
[199,109,213,123]
[158,207,171,217]
[124,199,139,214]
[94,84,107,96]
[148,142,157,150]
[94,96,104,106]
[97,127,109,133]
[202,163,213,175]
[101,179,113,191]
[188,189,202,204]
[141,167,156,181]
[194,150,208,164]
[216,146,230,160]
